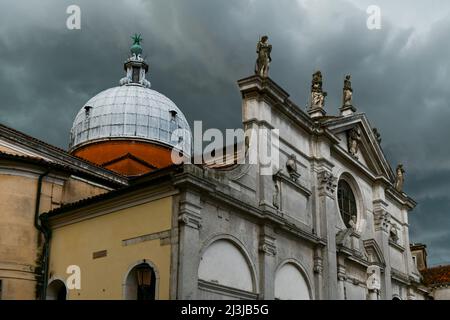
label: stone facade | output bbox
[169,75,428,300]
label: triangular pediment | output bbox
[101,152,158,176]
[324,114,395,182]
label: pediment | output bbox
[101,153,157,176]
[324,114,395,182]
[363,239,386,267]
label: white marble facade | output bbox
[174,75,428,300]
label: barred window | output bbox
[337,180,357,228]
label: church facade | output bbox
[0,35,429,300]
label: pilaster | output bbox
[177,190,202,299]
[316,169,339,299]
[373,198,392,299]
[258,225,277,300]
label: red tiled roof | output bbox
[421,265,450,286]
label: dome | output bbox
[69,84,191,156]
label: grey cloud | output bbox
[0,0,449,265]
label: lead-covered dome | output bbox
[68,34,191,176]
[69,84,191,156]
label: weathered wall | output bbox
[0,172,62,299]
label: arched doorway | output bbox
[124,262,157,300]
[46,279,67,300]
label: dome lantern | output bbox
[120,34,151,88]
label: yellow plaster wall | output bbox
[48,196,173,300]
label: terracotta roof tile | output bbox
[421,265,450,286]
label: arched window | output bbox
[124,263,156,300]
[337,180,357,228]
[275,263,311,300]
[46,280,67,300]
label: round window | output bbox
[337,180,357,228]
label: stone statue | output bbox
[348,127,361,158]
[286,154,300,181]
[255,35,272,78]
[349,215,357,230]
[394,164,405,192]
[312,70,323,91]
[310,71,327,109]
[366,265,381,300]
[372,128,382,144]
[390,224,399,243]
[273,182,280,209]
[343,75,353,107]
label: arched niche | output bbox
[274,262,312,300]
[198,239,255,293]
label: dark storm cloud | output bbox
[0,0,449,265]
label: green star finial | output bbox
[131,33,142,45]
[130,33,143,55]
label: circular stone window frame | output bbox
[335,172,365,232]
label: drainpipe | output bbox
[34,170,50,300]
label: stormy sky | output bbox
[0,0,449,266]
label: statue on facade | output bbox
[273,182,280,210]
[286,154,300,181]
[389,224,399,243]
[342,75,353,107]
[366,265,381,300]
[348,127,361,158]
[372,128,382,144]
[255,35,272,78]
[394,164,405,192]
[310,71,327,109]
[349,215,357,230]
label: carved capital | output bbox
[259,234,277,256]
[178,213,202,230]
[373,211,391,233]
[373,200,391,233]
[318,170,337,197]
[313,256,323,275]
[178,195,202,230]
